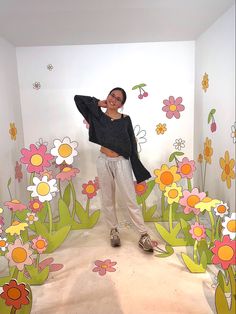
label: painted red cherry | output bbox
[143,92,148,97]
[138,94,143,99]
[211,122,217,132]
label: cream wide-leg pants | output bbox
[96,153,147,235]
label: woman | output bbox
[74,87,153,252]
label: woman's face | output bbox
[106,90,124,109]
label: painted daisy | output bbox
[179,188,206,215]
[154,164,181,191]
[26,212,38,225]
[5,221,28,236]
[0,237,8,252]
[31,235,48,254]
[222,213,236,240]
[82,180,98,199]
[189,222,206,241]
[56,166,80,181]
[213,202,229,218]
[195,197,221,212]
[51,137,78,165]
[27,175,58,202]
[211,235,235,270]
[173,138,185,151]
[164,183,183,204]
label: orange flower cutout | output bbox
[203,137,213,164]
[219,151,235,189]
[9,122,17,140]
[154,164,181,191]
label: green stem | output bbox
[11,212,15,224]
[58,179,62,199]
[12,267,19,280]
[195,215,199,223]
[228,266,235,310]
[86,198,90,214]
[215,216,221,239]
[46,201,53,234]
[208,210,215,244]
[7,185,13,200]
[70,180,77,220]
[200,163,203,191]
[203,162,207,191]
[161,192,165,218]
[187,178,192,191]
[29,172,35,200]
[36,253,40,270]
[174,156,179,167]
[10,307,16,314]
[193,240,198,263]
[169,204,173,232]
[141,196,147,216]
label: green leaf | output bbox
[136,179,155,204]
[155,244,174,258]
[197,239,213,264]
[210,108,216,115]
[15,209,28,221]
[155,222,188,246]
[179,218,194,245]
[132,85,140,90]
[217,270,231,293]
[143,205,158,221]
[45,225,71,253]
[181,252,207,273]
[34,220,49,237]
[168,151,184,162]
[139,83,146,88]
[215,284,230,314]
[37,202,48,223]
[208,112,212,124]
[63,183,71,207]
[75,200,88,223]
[24,264,50,285]
[53,199,72,230]
[7,177,11,187]
[174,152,185,156]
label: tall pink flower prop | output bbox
[179,188,206,215]
[177,157,196,179]
[92,259,117,276]
[4,200,27,212]
[20,144,53,173]
[189,222,206,241]
[162,96,185,119]
[211,235,236,270]
[5,239,33,271]
[56,167,80,181]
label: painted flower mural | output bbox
[211,235,236,270]
[27,176,58,202]
[82,180,98,199]
[203,137,213,164]
[154,164,181,191]
[9,122,17,140]
[179,188,206,215]
[92,259,117,276]
[189,222,206,241]
[134,125,147,153]
[156,123,167,135]
[201,73,209,92]
[162,96,185,119]
[177,157,196,179]
[219,150,235,189]
[173,138,185,151]
[222,213,236,240]
[51,137,78,165]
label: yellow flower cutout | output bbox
[164,183,183,204]
[195,197,221,212]
[201,72,209,92]
[9,122,17,141]
[156,123,167,135]
[219,150,235,189]
[203,137,213,164]
[197,153,203,164]
[154,164,181,191]
[5,221,28,236]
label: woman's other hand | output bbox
[98,100,107,108]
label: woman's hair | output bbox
[109,87,127,104]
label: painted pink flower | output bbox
[56,166,80,181]
[134,181,148,196]
[20,144,53,173]
[4,200,27,212]
[28,199,43,213]
[177,157,196,179]
[31,235,48,254]
[0,216,4,226]
[211,235,236,270]
[189,222,206,241]
[92,259,117,276]
[15,161,23,182]
[162,96,185,119]
[82,180,98,199]
[39,170,53,180]
[179,188,206,215]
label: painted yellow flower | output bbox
[9,123,17,140]
[195,197,221,212]
[5,221,28,236]
[164,183,183,204]
[219,150,235,189]
[156,123,167,135]
[203,137,213,164]
[154,164,181,191]
[197,153,203,164]
[201,72,209,92]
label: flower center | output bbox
[7,287,21,300]
[62,167,72,172]
[0,240,6,247]
[225,164,230,175]
[101,264,108,269]
[187,195,200,207]
[58,144,72,158]
[181,164,191,175]
[36,240,46,249]
[217,205,227,213]
[227,220,236,233]
[12,247,27,263]
[33,202,40,209]
[28,215,35,221]
[169,104,177,111]
[30,154,43,166]
[217,245,234,261]
[11,199,20,204]
[168,189,178,199]
[205,147,210,156]
[86,185,95,194]
[193,227,203,237]
[36,182,50,196]
[160,171,174,185]
[12,221,20,226]
[136,184,145,192]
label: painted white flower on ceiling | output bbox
[173,138,185,151]
[27,176,58,202]
[51,137,78,165]
[134,125,147,153]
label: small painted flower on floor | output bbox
[173,138,185,151]
[33,81,41,90]
[47,64,54,71]
[92,259,117,276]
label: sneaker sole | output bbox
[139,243,153,252]
[111,240,121,247]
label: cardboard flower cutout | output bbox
[51,137,78,165]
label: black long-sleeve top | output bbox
[74,95,151,183]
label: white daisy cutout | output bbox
[26,212,39,224]
[134,125,147,153]
[222,213,236,240]
[27,176,58,202]
[0,237,8,252]
[213,202,229,218]
[51,137,78,164]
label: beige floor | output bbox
[30,220,217,314]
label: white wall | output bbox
[0,37,26,223]
[194,5,235,208]
[16,41,195,208]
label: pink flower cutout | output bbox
[20,144,53,173]
[56,167,80,181]
[28,199,43,213]
[82,180,98,199]
[179,188,206,215]
[177,157,196,179]
[92,259,117,276]
[15,161,23,182]
[134,181,148,196]
[31,235,48,254]
[4,200,27,212]
[211,235,236,270]
[189,222,206,241]
[162,96,185,119]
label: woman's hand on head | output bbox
[98,100,107,108]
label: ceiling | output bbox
[0,0,235,47]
